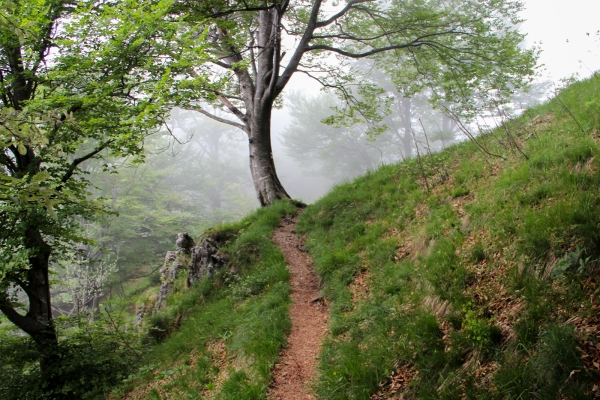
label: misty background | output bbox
[49,0,600,312]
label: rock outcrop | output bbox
[153,231,228,312]
[175,232,195,253]
[187,236,228,287]
[155,233,195,311]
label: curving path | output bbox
[268,212,328,400]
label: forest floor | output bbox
[268,211,329,400]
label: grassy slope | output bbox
[117,200,297,399]
[115,77,600,400]
[298,77,600,399]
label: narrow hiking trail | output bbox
[268,212,328,400]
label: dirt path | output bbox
[268,212,328,400]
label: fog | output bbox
[16,0,600,318]
[82,0,600,271]
[99,0,600,222]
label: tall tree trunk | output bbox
[0,228,61,392]
[23,229,61,391]
[248,106,290,206]
[1,37,62,394]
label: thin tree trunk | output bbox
[401,97,413,159]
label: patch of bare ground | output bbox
[121,350,203,400]
[349,267,371,304]
[370,362,417,400]
[268,212,328,400]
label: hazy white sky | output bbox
[521,0,600,81]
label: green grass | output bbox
[298,76,600,399]
[110,77,600,399]
[114,200,297,399]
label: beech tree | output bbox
[0,0,182,389]
[169,0,537,205]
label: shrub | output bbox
[0,314,144,399]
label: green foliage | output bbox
[496,325,592,398]
[298,76,600,398]
[551,247,594,278]
[0,1,214,393]
[116,200,297,399]
[87,112,255,273]
[0,313,144,400]
[282,89,456,182]
[0,0,207,335]
[0,335,43,400]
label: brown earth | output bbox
[268,212,329,400]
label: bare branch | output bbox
[312,28,409,42]
[213,90,245,102]
[306,29,467,59]
[218,95,248,122]
[315,0,373,28]
[276,0,324,95]
[161,117,182,145]
[212,60,233,69]
[185,106,248,133]
[60,140,112,184]
[306,43,417,58]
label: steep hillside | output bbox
[298,76,600,398]
[116,201,299,399]
[116,76,600,400]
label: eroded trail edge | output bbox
[268,212,328,400]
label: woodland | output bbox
[3,0,599,399]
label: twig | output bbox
[420,119,449,181]
[442,105,506,161]
[411,128,430,192]
[552,93,585,133]
[104,309,142,359]
[495,106,529,159]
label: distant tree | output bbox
[85,111,255,272]
[282,87,456,181]
[164,0,537,205]
[167,108,256,217]
[282,92,379,180]
[55,247,116,318]
[0,0,182,387]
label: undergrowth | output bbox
[114,200,297,399]
[298,76,600,399]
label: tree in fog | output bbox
[86,110,255,270]
[0,1,181,383]
[161,0,537,205]
[282,88,456,181]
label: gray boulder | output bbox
[176,232,195,253]
[187,237,228,287]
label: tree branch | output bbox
[217,95,248,122]
[212,60,233,69]
[315,0,372,28]
[306,42,416,58]
[276,0,324,95]
[312,28,408,42]
[60,140,112,184]
[0,291,46,335]
[185,106,248,133]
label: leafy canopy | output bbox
[0,0,207,292]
